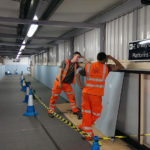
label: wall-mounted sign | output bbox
[129,39,150,61]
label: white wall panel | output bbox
[4,57,30,65]
[39,54,42,64]
[105,12,133,60]
[48,48,57,65]
[138,7,146,40]
[74,29,100,61]
[35,55,38,64]
[85,29,100,61]
[128,12,133,43]
[138,5,150,40]
[64,40,71,59]
[30,55,35,65]
[43,52,47,65]
[146,6,150,39]
[123,15,128,59]
[105,23,108,54]
[110,21,115,57]
[48,48,52,63]
[118,17,123,60]
[114,19,119,59]
[74,34,85,56]
[58,42,65,64]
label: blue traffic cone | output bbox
[21,71,23,75]
[20,73,24,80]
[20,76,24,85]
[91,136,100,150]
[21,79,26,92]
[23,86,29,103]
[24,89,38,116]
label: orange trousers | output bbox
[81,93,102,137]
[48,80,78,113]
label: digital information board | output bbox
[129,40,150,61]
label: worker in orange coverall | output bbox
[76,52,124,140]
[48,51,87,118]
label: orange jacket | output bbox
[56,59,77,84]
[82,62,108,96]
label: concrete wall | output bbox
[0,65,5,80]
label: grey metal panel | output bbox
[117,73,139,141]
[95,72,124,137]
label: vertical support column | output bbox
[46,49,48,65]
[100,23,105,52]
[139,74,144,145]
[55,44,59,65]
[70,37,74,58]
[83,32,86,56]
[132,10,138,41]
[47,48,50,65]
[63,40,65,59]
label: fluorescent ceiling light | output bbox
[27,24,38,37]
[139,39,150,45]
[20,45,26,50]
[33,15,38,20]
[18,52,22,55]
[27,15,39,38]
[22,40,26,44]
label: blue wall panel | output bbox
[33,65,82,107]
[5,65,30,74]
[0,65,5,80]
[117,73,139,141]
[95,72,124,137]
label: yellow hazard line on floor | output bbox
[28,85,150,146]
[32,90,150,142]
[32,91,97,141]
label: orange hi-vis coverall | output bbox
[80,62,108,138]
[48,59,79,114]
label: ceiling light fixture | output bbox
[22,40,26,44]
[20,45,26,50]
[27,15,39,38]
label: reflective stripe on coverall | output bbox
[81,62,108,137]
[48,80,78,113]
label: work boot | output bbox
[84,133,94,141]
[73,109,82,119]
[85,136,93,141]
[78,124,83,130]
[77,111,82,119]
[48,110,54,118]
[48,113,54,118]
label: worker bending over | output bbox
[76,52,124,140]
[48,51,86,118]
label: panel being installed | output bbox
[95,72,124,137]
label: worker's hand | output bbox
[58,82,62,89]
[107,55,113,59]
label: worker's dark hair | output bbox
[97,52,106,61]
[73,51,81,56]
